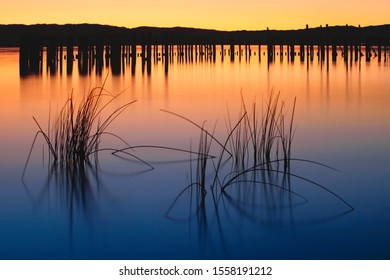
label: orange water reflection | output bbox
[1,46,390,164]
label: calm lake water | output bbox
[0,46,389,259]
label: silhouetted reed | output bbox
[165,92,354,217]
[195,124,214,193]
[221,91,298,180]
[217,91,298,188]
[23,81,136,178]
[165,93,296,219]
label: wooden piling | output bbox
[290,44,295,61]
[300,44,305,62]
[230,44,235,62]
[66,44,73,75]
[110,43,121,75]
[366,44,371,62]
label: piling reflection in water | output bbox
[19,41,390,77]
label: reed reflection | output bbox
[20,82,144,253]
[163,93,355,255]
[22,159,102,251]
[166,163,301,256]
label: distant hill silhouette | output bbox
[1,24,390,47]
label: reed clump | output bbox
[227,91,296,173]
[23,84,135,176]
[189,91,297,190]
[176,91,353,211]
[165,91,301,218]
[163,91,297,203]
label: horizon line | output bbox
[1,22,390,32]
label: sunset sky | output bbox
[1,0,389,30]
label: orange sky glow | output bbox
[1,0,389,30]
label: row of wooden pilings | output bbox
[267,43,387,62]
[20,42,389,76]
